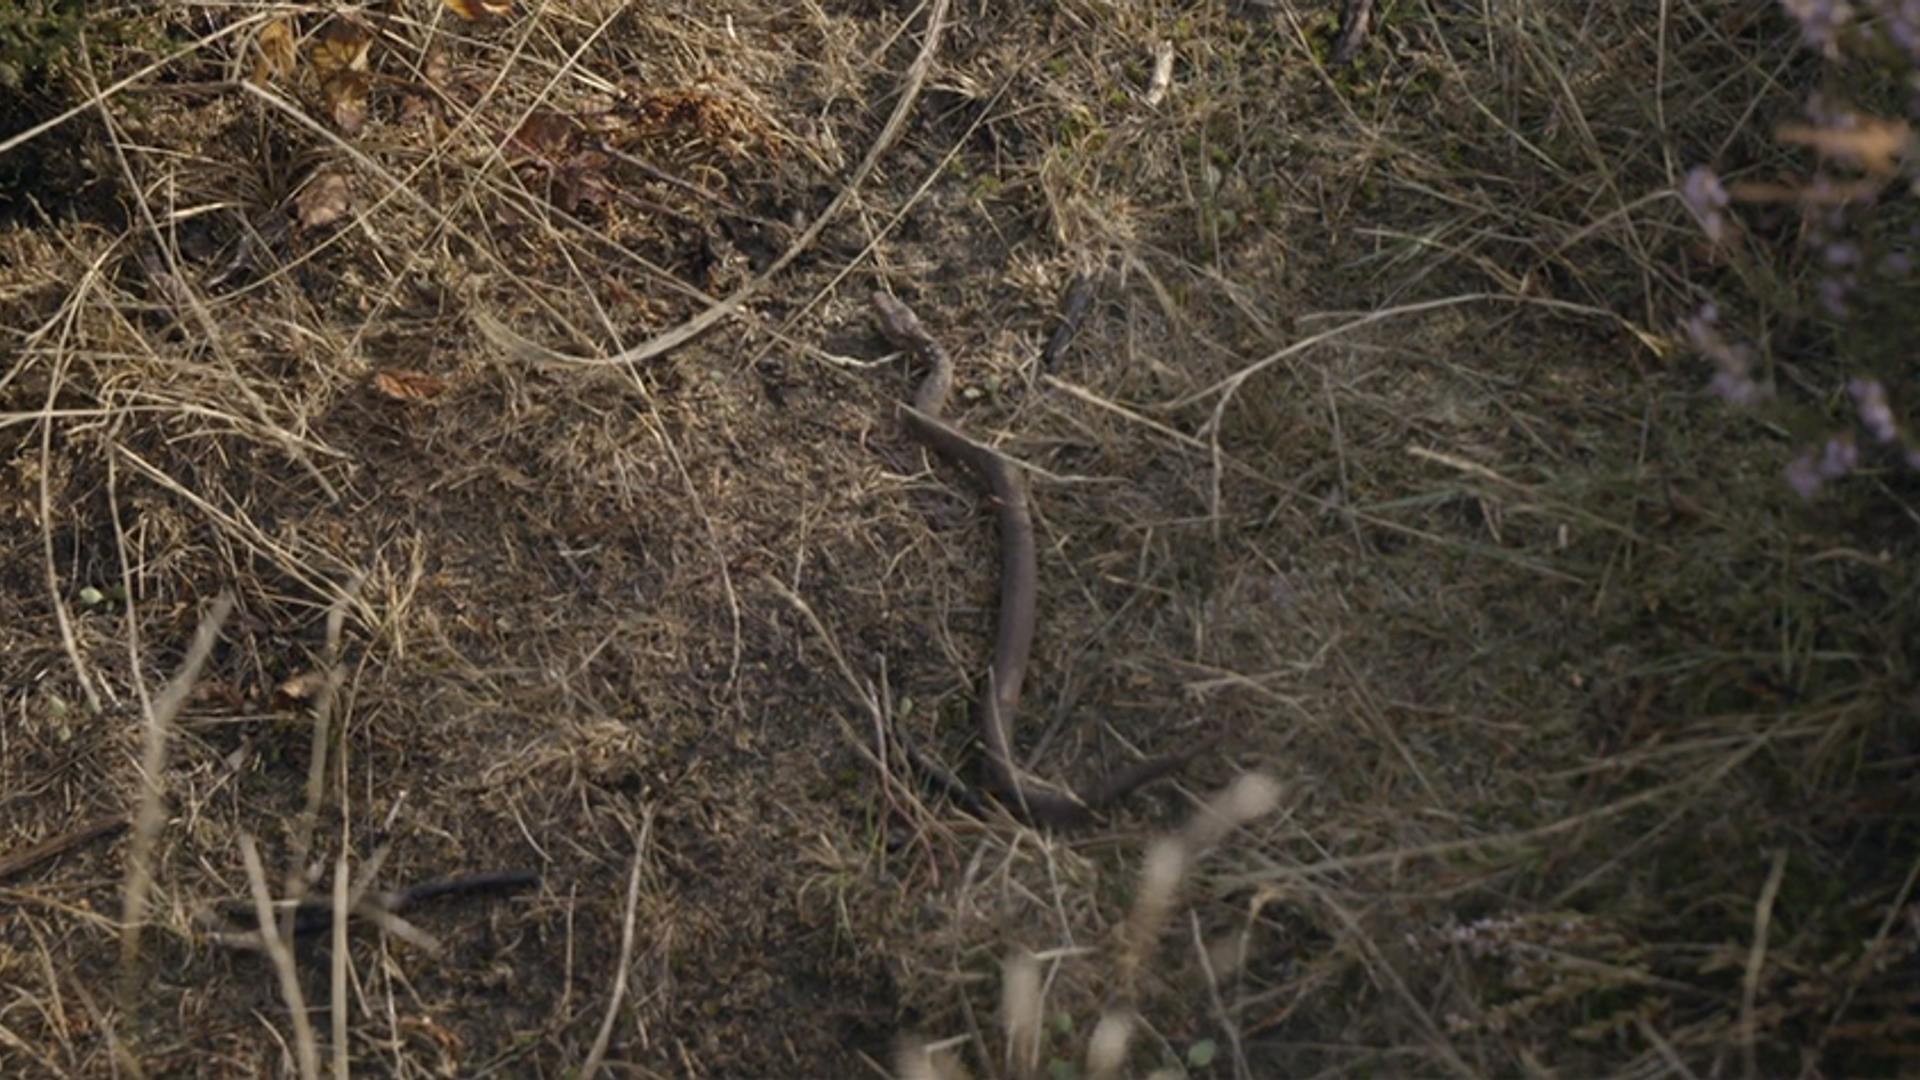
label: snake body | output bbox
[204,870,540,945]
[872,291,1207,828]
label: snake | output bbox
[206,870,541,942]
[872,290,1212,828]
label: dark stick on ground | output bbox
[1040,273,1095,369]
[0,817,128,884]
[1331,0,1374,66]
[211,869,542,940]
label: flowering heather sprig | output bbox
[1408,912,1640,1037]
[1819,236,1862,316]
[1682,304,1768,405]
[1851,377,1898,443]
[1680,166,1734,243]
[1784,379,1920,500]
[1784,0,1854,59]
[1888,0,1920,62]
[1786,435,1859,499]
[1677,3,1920,501]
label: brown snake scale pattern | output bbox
[871,290,1211,828]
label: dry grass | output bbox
[1,0,1915,1076]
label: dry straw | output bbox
[899,773,1280,1079]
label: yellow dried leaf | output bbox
[273,670,327,711]
[252,19,296,85]
[310,17,371,80]
[443,0,512,20]
[510,110,579,160]
[372,369,451,401]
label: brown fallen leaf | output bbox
[324,71,371,134]
[399,46,451,127]
[444,0,513,21]
[313,18,373,134]
[399,89,434,127]
[253,19,296,85]
[505,110,618,212]
[190,678,249,711]
[371,368,451,401]
[510,110,580,161]
[295,171,353,229]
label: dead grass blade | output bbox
[240,833,319,1080]
[578,808,654,1080]
[904,774,1279,1076]
[279,573,364,939]
[1000,948,1041,1080]
[475,0,950,370]
[1742,851,1789,1080]
[1220,733,1767,890]
[330,850,349,1080]
[764,573,932,830]
[1174,291,1619,531]
[118,591,234,983]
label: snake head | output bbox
[870,291,930,347]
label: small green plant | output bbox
[0,0,90,89]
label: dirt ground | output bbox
[3,2,1917,1077]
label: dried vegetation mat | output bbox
[0,1,1915,1077]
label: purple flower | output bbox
[1891,0,1920,59]
[1786,435,1862,500]
[1783,0,1854,59]
[1787,451,1825,500]
[1804,91,1858,130]
[1819,435,1859,477]
[1684,305,1768,405]
[1849,378,1898,443]
[1681,166,1732,243]
[1708,370,1766,406]
[1680,306,1717,353]
[1819,274,1854,317]
[1818,198,1845,234]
